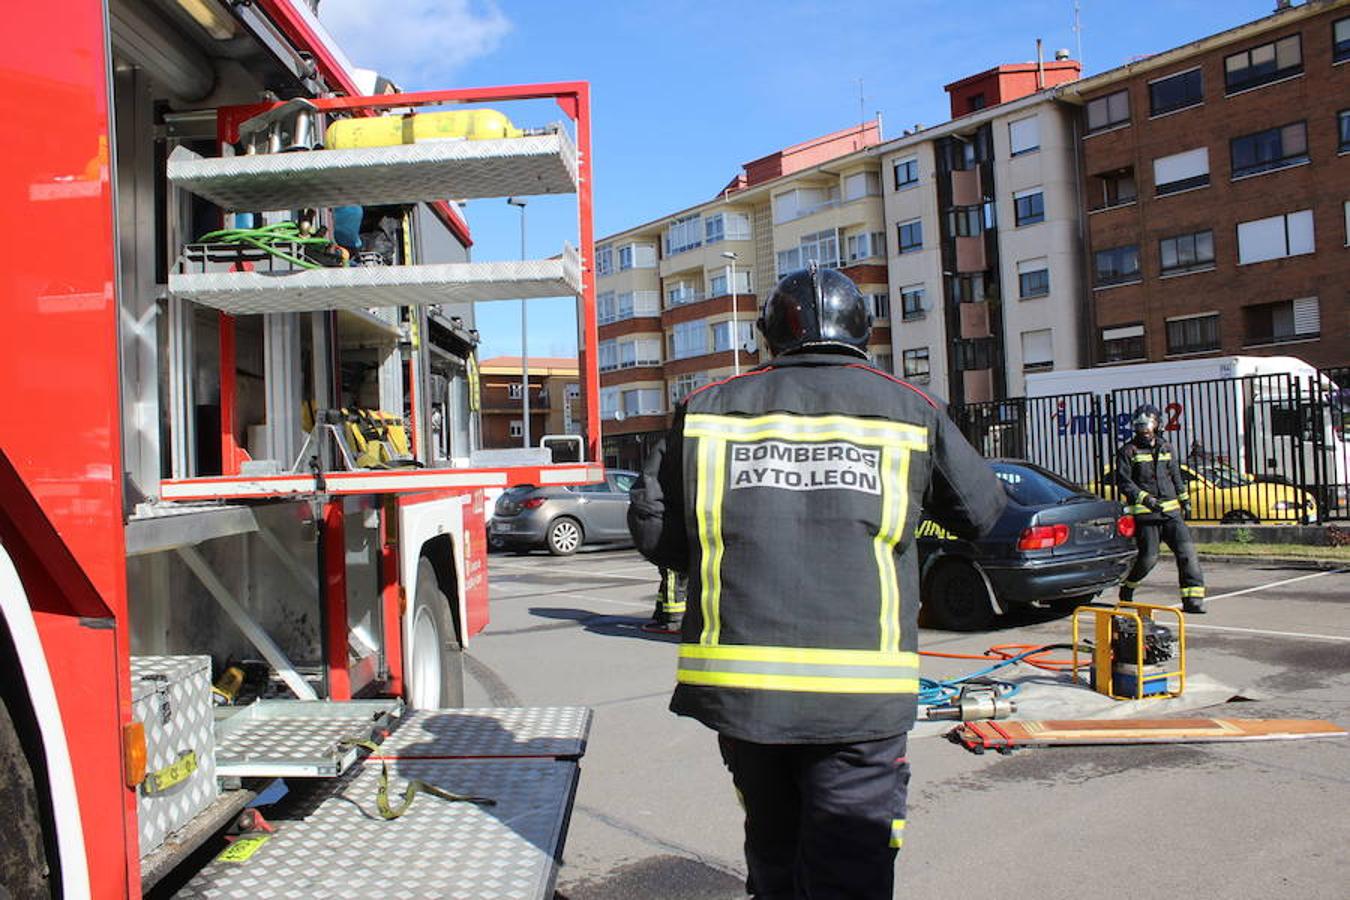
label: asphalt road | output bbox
[465,547,1350,899]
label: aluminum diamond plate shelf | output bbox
[213,699,402,778]
[166,130,577,209]
[177,761,579,900]
[376,707,592,760]
[169,246,581,315]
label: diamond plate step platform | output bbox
[213,699,402,778]
[375,706,592,760]
[166,130,577,210]
[177,760,579,900]
[169,246,582,315]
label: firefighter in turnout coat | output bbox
[1115,404,1207,613]
[628,265,1006,899]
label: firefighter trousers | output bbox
[718,732,909,900]
[1120,515,1205,605]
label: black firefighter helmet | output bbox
[1132,403,1163,436]
[758,263,873,358]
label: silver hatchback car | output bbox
[489,469,639,555]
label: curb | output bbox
[1177,552,1348,570]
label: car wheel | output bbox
[1221,509,1258,525]
[406,558,465,709]
[545,517,583,556]
[924,560,995,631]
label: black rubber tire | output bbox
[0,691,52,898]
[545,517,584,556]
[924,560,996,632]
[1221,510,1259,525]
[406,557,465,710]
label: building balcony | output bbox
[959,301,991,339]
[662,293,758,327]
[955,236,986,273]
[951,168,984,207]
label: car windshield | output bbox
[991,462,1088,506]
[1190,464,1244,488]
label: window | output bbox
[954,338,994,371]
[1225,35,1301,93]
[669,373,708,405]
[665,214,702,255]
[1340,110,1350,152]
[597,290,617,325]
[1244,297,1320,346]
[1166,313,1220,355]
[1021,329,1053,372]
[595,245,614,277]
[1094,245,1140,286]
[1231,122,1308,178]
[870,293,890,320]
[949,273,993,304]
[893,156,919,190]
[1149,68,1203,116]
[968,93,986,112]
[1101,324,1146,363]
[846,231,886,261]
[844,171,881,201]
[711,320,754,353]
[614,290,660,321]
[1153,147,1210,195]
[949,206,986,237]
[671,320,706,359]
[1337,17,1350,63]
[776,229,839,276]
[870,349,893,373]
[705,212,750,244]
[666,281,701,307]
[1017,258,1050,298]
[773,186,838,223]
[1009,115,1040,155]
[900,284,926,320]
[709,268,750,297]
[1090,167,1137,210]
[896,219,923,253]
[1086,89,1130,133]
[1014,188,1044,226]
[622,388,663,417]
[600,387,620,420]
[617,241,656,270]
[509,420,523,438]
[902,348,930,383]
[508,382,523,399]
[1237,209,1314,264]
[1159,230,1215,275]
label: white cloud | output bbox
[318,0,512,88]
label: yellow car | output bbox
[1089,463,1317,524]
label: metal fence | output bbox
[952,368,1349,523]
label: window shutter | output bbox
[1009,116,1040,154]
[1153,147,1208,187]
[1292,297,1320,336]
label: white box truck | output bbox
[1024,356,1347,515]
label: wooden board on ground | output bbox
[951,718,1347,752]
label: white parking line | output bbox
[554,592,653,611]
[1206,568,1348,601]
[1184,623,1350,642]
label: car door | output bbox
[581,470,636,541]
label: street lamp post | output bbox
[508,197,529,447]
[721,250,740,375]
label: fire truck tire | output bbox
[0,692,53,897]
[407,557,465,710]
[923,559,995,632]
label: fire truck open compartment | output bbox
[41,0,602,893]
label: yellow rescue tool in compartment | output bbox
[326,108,524,149]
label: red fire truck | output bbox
[1,1,598,896]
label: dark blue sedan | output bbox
[916,460,1136,630]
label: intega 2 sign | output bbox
[1054,400,1184,443]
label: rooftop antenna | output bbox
[1073,0,1083,68]
[858,78,865,129]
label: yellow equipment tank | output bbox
[325,108,524,149]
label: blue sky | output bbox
[321,0,1290,361]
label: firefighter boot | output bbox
[1182,587,1208,615]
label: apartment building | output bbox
[597,123,889,469]
[477,356,579,449]
[1060,0,1349,369]
[880,60,1087,405]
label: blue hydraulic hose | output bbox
[918,643,1078,706]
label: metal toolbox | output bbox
[130,656,219,858]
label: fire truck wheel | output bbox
[407,558,465,710]
[0,692,53,897]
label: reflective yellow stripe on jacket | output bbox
[676,644,920,694]
[683,413,929,652]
